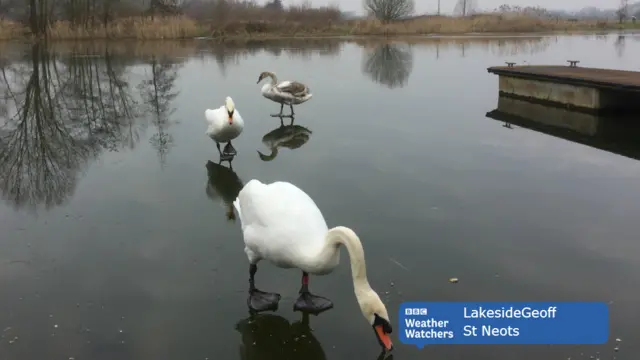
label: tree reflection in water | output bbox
[362,43,414,89]
[0,43,182,212]
[138,55,182,168]
[0,40,348,212]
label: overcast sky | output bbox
[291,0,619,14]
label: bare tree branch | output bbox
[453,0,478,16]
[617,0,629,23]
[0,42,146,212]
[363,0,414,22]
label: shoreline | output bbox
[0,28,637,44]
[2,13,639,43]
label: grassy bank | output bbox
[1,13,638,41]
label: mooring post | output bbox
[505,62,516,68]
[567,60,580,67]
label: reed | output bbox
[0,9,635,41]
[0,20,28,40]
[347,14,617,36]
[47,16,201,40]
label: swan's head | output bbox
[256,71,273,84]
[357,289,393,352]
[225,97,235,124]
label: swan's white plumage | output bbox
[233,179,338,274]
[205,98,244,143]
[261,82,313,104]
[232,179,394,349]
[258,72,313,105]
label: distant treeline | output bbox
[0,0,345,37]
[0,0,635,40]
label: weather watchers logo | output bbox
[404,317,455,340]
[398,302,609,348]
[404,307,428,316]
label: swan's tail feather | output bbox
[233,198,242,221]
[233,179,263,229]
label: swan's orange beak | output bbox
[375,324,393,351]
[228,116,233,124]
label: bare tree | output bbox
[363,0,414,22]
[617,0,629,23]
[148,0,183,19]
[137,55,181,168]
[453,0,477,16]
[264,0,283,11]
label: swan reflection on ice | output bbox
[257,116,312,162]
[205,158,243,221]
[236,312,325,360]
[235,312,395,360]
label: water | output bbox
[1,33,639,360]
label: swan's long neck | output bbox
[257,147,278,161]
[267,72,278,84]
[325,226,370,290]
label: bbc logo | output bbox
[405,308,428,316]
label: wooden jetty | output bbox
[486,96,640,161]
[487,61,640,114]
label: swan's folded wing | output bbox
[235,180,331,266]
[235,180,327,238]
[205,108,225,131]
[276,81,309,97]
[205,108,216,122]
[234,179,269,231]
[241,224,266,263]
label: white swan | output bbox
[232,179,393,352]
[205,96,244,158]
[256,71,312,117]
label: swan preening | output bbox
[257,71,313,117]
[205,96,244,160]
[233,179,393,352]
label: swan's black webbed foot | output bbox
[293,290,334,315]
[248,288,281,313]
[222,142,236,156]
[247,264,280,313]
[292,272,333,315]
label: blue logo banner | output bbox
[399,302,609,348]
